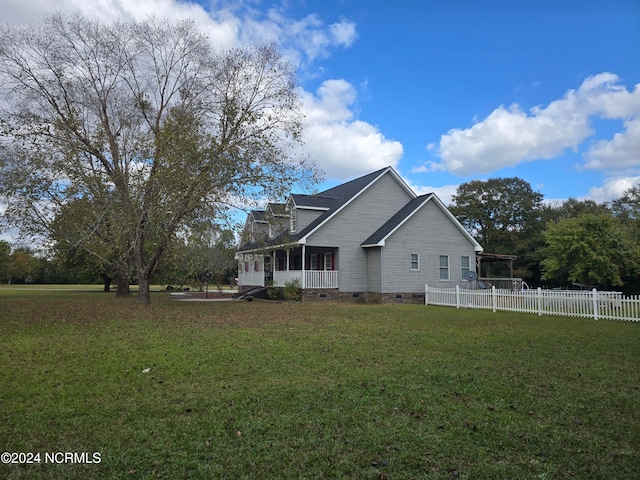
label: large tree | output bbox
[612,184,640,232]
[541,213,640,290]
[450,177,544,278]
[0,13,317,303]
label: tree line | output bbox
[0,231,237,292]
[450,179,640,294]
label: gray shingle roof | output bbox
[267,203,287,216]
[238,166,400,252]
[290,194,335,209]
[250,210,266,221]
[293,167,391,240]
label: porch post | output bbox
[286,249,290,271]
[272,250,275,284]
[302,244,306,289]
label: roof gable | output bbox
[361,194,483,251]
[296,167,416,244]
[361,195,432,247]
[249,210,266,222]
[267,203,287,216]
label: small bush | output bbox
[266,280,280,300]
[283,278,301,301]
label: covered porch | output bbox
[475,252,526,290]
[239,245,339,289]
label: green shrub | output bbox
[265,280,280,300]
[283,278,301,301]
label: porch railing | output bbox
[305,270,338,289]
[238,270,264,287]
[272,270,339,289]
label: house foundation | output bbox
[301,289,425,304]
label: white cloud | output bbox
[300,79,403,179]
[2,1,358,62]
[438,103,591,175]
[2,0,242,47]
[435,73,640,177]
[428,186,460,206]
[584,118,640,170]
[329,19,357,47]
[588,176,640,203]
[403,179,459,206]
[411,162,446,174]
[282,16,356,65]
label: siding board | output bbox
[382,201,477,293]
[366,247,382,292]
[296,208,324,233]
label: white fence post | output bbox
[491,286,497,312]
[537,287,542,316]
[455,285,460,309]
[592,288,599,320]
[425,284,428,305]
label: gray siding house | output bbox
[236,166,483,302]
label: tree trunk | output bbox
[116,272,130,296]
[134,232,166,304]
[137,273,151,304]
[102,274,113,293]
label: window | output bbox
[461,256,470,280]
[410,253,420,271]
[290,212,296,233]
[325,253,333,271]
[310,254,318,270]
[254,260,260,272]
[439,255,450,280]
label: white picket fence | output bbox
[425,284,640,322]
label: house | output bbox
[236,166,483,302]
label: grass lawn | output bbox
[0,290,638,479]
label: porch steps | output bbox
[235,287,267,301]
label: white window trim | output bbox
[410,253,420,271]
[439,255,450,281]
[461,255,470,280]
[290,212,296,233]
[325,252,333,271]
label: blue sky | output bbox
[4,0,640,205]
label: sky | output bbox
[2,0,640,206]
